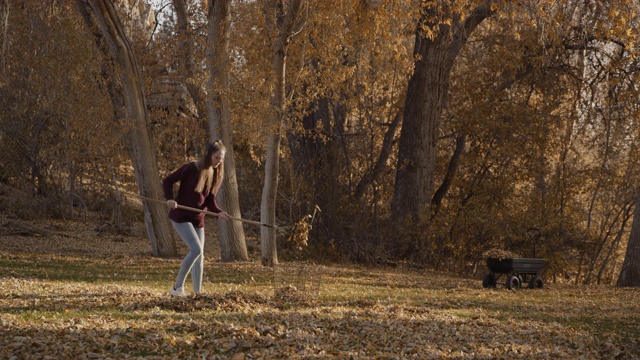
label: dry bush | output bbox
[0,183,47,220]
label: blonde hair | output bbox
[195,140,226,195]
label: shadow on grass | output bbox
[0,287,272,314]
[0,252,263,286]
[0,252,172,283]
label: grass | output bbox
[1,220,640,359]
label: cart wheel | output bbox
[482,273,496,288]
[506,275,520,290]
[528,277,544,289]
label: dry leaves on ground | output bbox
[1,216,639,359]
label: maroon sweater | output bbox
[162,162,223,228]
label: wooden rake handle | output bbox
[137,196,278,229]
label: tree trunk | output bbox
[431,134,465,218]
[617,191,640,287]
[260,0,303,266]
[392,35,450,222]
[205,0,248,262]
[172,0,207,121]
[261,132,281,266]
[288,94,345,235]
[391,2,495,228]
[0,0,8,83]
[597,210,630,284]
[76,0,176,257]
[354,111,402,201]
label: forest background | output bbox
[2,0,640,287]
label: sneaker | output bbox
[170,286,186,296]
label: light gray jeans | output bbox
[171,220,205,293]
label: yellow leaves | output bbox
[420,24,437,41]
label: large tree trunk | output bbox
[391,2,495,230]
[205,0,248,262]
[260,0,303,266]
[617,191,640,287]
[287,95,343,243]
[76,0,176,257]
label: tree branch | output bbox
[450,1,497,61]
[354,111,402,200]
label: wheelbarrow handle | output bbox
[527,227,541,258]
[527,227,541,239]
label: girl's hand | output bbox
[167,200,178,209]
[217,211,230,221]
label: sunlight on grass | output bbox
[1,250,639,359]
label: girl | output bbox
[163,140,230,296]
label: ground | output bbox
[1,212,640,359]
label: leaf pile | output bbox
[287,215,313,249]
[482,248,522,260]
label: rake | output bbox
[137,196,319,246]
[138,195,278,229]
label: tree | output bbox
[260,0,305,266]
[76,0,176,257]
[1,0,7,84]
[171,0,207,123]
[391,1,497,230]
[618,192,640,287]
[204,0,249,261]
[281,0,416,260]
[168,0,248,261]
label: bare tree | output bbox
[261,0,304,266]
[205,0,249,261]
[76,0,176,257]
[170,0,248,261]
[172,0,206,119]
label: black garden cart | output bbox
[482,228,545,290]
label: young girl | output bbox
[163,140,230,296]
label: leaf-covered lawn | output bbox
[1,219,639,359]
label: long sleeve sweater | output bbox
[162,162,223,228]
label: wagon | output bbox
[482,228,545,290]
